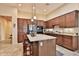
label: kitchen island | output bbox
[25,34,56,56]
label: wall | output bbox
[0,5,17,44]
[17,11,46,21]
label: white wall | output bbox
[18,11,46,21]
[0,6,18,44]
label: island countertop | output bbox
[27,34,56,42]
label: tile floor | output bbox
[56,45,79,56]
[0,40,23,56]
[0,40,79,56]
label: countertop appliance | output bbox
[36,26,43,34]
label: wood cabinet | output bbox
[36,20,46,28]
[48,20,53,28]
[56,34,78,51]
[32,39,56,56]
[17,18,31,43]
[63,36,78,51]
[63,36,72,49]
[45,10,78,28]
[32,42,39,56]
[44,33,78,51]
[53,17,59,25]
[65,11,77,27]
[59,15,66,27]
[45,21,50,28]
[27,19,31,25]
[17,18,25,43]
[56,35,63,46]
[17,18,46,43]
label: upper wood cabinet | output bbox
[59,15,66,27]
[65,11,77,27]
[45,10,78,28]
[27,19,31,25]
[53,17,59,25]
[48,20,53,28]
[45,21,49,28]
[35,20,46,28]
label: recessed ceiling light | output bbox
[18,4,22,7]
[33,6,35,10]
[45,3,50,6]
[44,9,47,12]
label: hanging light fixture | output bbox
[31,3,37,22]
[30,3,37,37]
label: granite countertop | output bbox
[27,34,56,42]
[44,32,78,36]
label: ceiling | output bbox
[0,3,64,15]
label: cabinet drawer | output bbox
[63,38,72,44]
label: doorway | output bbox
[0,16,12,44]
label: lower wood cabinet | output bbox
[56,35,78,51]
[56,35,63,46]
[32,42,39,56]
[44,33,78,51]
[63,36,78,51]
[23,39,56,56]
[63,36,72,49]
[32,39,56,56]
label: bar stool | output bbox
[23,38,33,56]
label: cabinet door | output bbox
[54,17,59,25]
[48,20,53,28]
[56,35,63,46]
[18,32,25,43]
[32,42,39,56]
[59,15,66,27]
[45,21,49,28]
[18,18,24,33]
[36,20,45,28]
[63,36,72,49]
[65,12,76,27]
[27,19,31,25]
[40,20,45,27]
[43,21,46,28]
[17,18,28,43]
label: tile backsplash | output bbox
[44,27,79,34]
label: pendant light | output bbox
[31,3,37,23]
[30,3,37,37]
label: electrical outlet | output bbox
[39,42,43,46]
